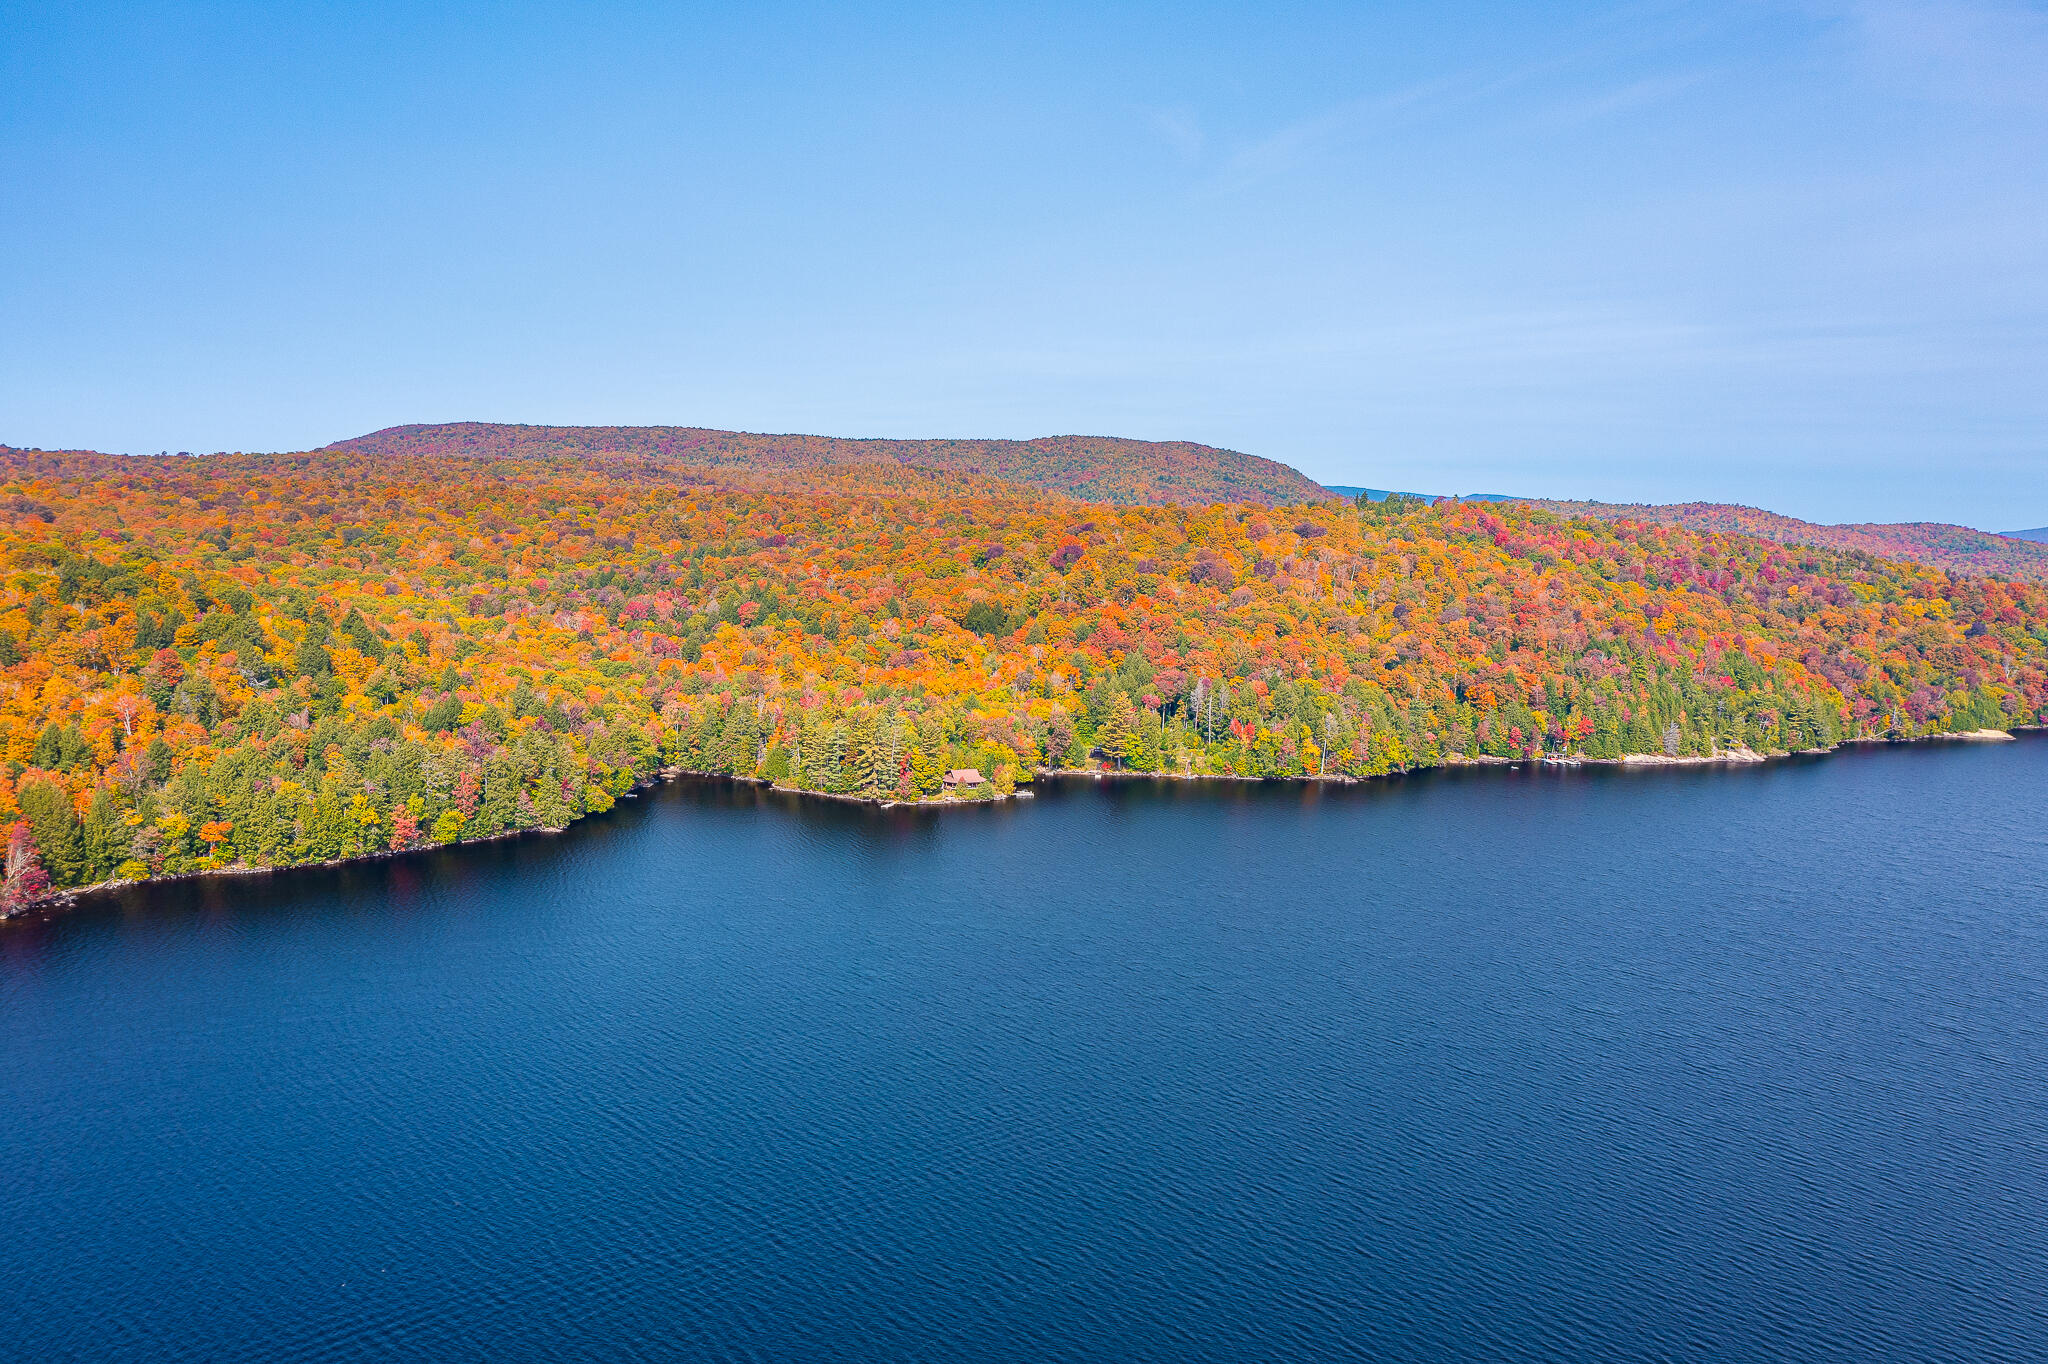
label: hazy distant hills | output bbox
[1324,484,1519,504]
[1524,500,2048,583]
[16,419,2048,581]
[325,422,1330,507]
[1324,484,2048,581]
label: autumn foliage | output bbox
[1530,500,2048,584]
[1,442,2044,903]
[325,422,1333,507]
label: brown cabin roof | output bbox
[942,768,985,785]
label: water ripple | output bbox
[4,738,2047,1361]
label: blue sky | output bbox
[4,1,2045,527]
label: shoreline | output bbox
[663,767,1032,809]
[5,726,2037,924]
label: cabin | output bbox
[942,768,985,788]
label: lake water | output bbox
[5,738,2048,1361]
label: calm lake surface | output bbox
[5,737,2048,1362]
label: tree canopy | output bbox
[2,444,2044,907]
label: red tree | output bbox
[3,821,51,912]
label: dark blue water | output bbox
[5,738,2048,1362]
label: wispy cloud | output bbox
[1141,105,1204,165]
[1517,69,1709,131]
[1201,77,1465,196]
[1194,13,1719,196]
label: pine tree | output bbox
[17,779,85,886]
[721,702,760,775]
[835,711,871,794]
[798,711,832,790]
[909,744,942,796]
[824,721,851,793]
[866,714,901,795]
[1135,709,1164,772]
[80,789,132,882]
[1098,692,1137,769]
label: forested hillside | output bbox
[327,423,1332,507]
[2,444,2045,910]
[1529,500,2048,583]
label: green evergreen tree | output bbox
[79,788,132,882]
[31,724,64,770]
[1098,692,1137,769]
[909,743,942,796]
[798,711,832,790]
[864,714,901,795]
[18,779,85,886]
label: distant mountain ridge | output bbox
[1525,499,2048,583]
[324,422,1331,507]
[13,424,2046,581]
[1323,484,1520,504]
